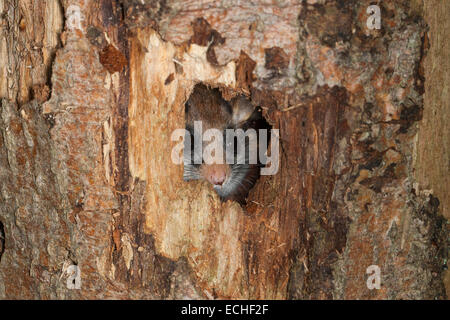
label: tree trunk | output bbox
[0,0,448,299]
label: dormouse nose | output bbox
[210,171,226,186]
[202,164,229,186]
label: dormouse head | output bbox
[184,84,263,203]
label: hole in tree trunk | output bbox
[183,83,272,205]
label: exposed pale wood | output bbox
[415,0,450,295]
[0,0,63,104]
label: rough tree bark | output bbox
[0,0,448,299]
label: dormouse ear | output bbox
[231,96,255,126]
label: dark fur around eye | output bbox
[226,107,271,167]
[184,125,201,166]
